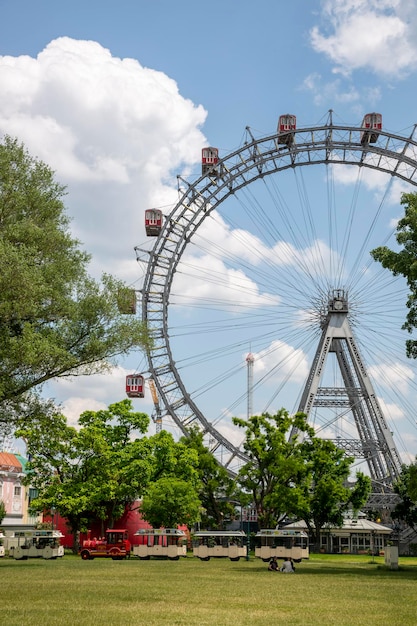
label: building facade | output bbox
[0,452,40,531]
[284,511,393,555]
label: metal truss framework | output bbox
[295,290,402,496]
[140,111,417,476]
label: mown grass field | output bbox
[1,552,417,626]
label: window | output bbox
[14,485,21,497]
[28,488,38,504]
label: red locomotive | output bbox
[80,529,131,560]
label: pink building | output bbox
[0,452,40,528]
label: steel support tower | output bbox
[246,352,254,420]
[294,290,402,506]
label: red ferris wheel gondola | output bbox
[145,209,163,236]
[360,112,382,144]
[126,374,145,398]
[201,147,219,176]
[277,114,296,146]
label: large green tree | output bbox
[138,430,202,529]
[16,399,152,549]
[371,191,417,358]
[16,400,203,548]
[296,437,371,550]
[233,410,314,528]
[0,136,149,421]
[233,410,371,540]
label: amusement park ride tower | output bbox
[293,289,402,506]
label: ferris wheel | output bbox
[137,110,417,477]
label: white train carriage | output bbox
[9,529,65,560]
[255,529,309,563]
[133,528,187,560]
[192,530,247,561]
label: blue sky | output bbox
[2,0,417,469]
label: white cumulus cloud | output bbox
[250,340,310,385]
[311,0,417,77]
[0,37,207,280]
[368,361,414,395]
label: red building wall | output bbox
[45,501,173,549]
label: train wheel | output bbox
[80,550,91,561]
[43,546,53,559]
[109,547,121,559]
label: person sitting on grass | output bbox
[280,557,295,573]
[268,556,278,571]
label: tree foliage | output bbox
[140,477,202,529]
[371,192,417,358]
[296,438,371,548]
[391,462,417,531]
[233,410,315,528]
[146,429,200,486]
[138,430,202,529]
[233,409,371,540]
[16,400,152,547]
[16,400,205,547]
[408,463,417,502]
[0,136,150,419]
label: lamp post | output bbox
[370,531,375,564]
[247,516,250,561]
[226,499,250,559]
[242,507,250,561]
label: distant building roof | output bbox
[283,515,393,535]
[0,452,22,473]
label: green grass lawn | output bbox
[1,553,417,626]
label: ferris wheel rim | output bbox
[141,114,417,470]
